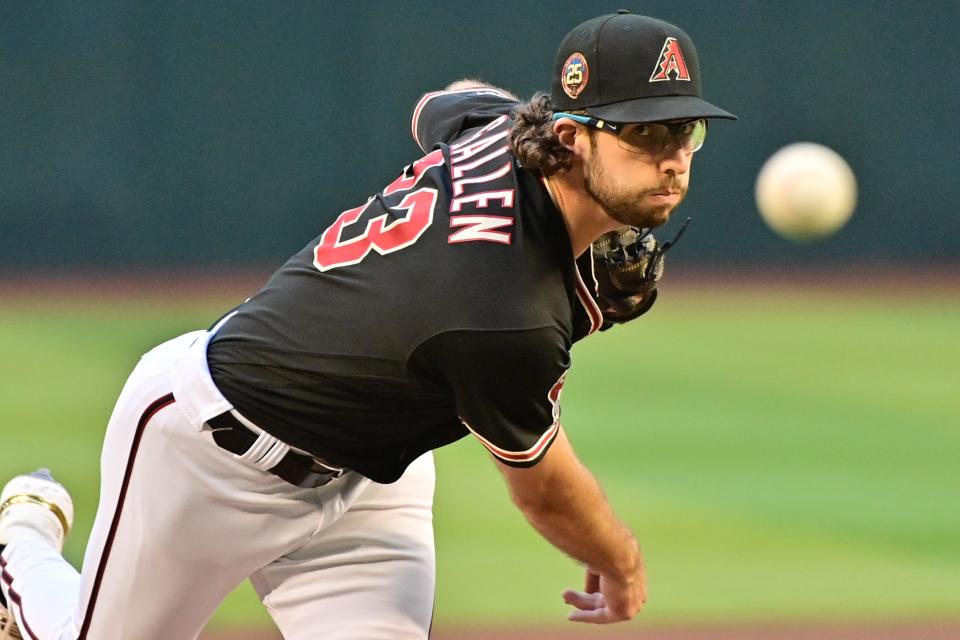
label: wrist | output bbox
[598,535,642,582]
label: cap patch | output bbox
[561,52,589,99]
[649,37,691,82]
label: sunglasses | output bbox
[551,112,708,157]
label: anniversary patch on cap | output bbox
[560,52,589,99]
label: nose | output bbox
[657,139,692,175]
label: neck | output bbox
[543,169,620,257]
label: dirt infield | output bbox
[200,620,960,640]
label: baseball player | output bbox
[0,12,735,639]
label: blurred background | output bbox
[3,0,959,269]
[1,1,958,638]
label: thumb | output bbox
[585,570,600,593]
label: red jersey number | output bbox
[313,188,438,272]
[313,150,444,272]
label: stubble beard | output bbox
[583,145,687,229]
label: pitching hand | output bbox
[561,567,647,624]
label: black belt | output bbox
[207,412,344,488]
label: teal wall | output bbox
[2,1,958,268]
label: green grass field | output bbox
[1,283,958,630]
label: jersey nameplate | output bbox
[447,116,516,245]
[312,115,518,272]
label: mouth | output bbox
[646,190,681,202]
[649,190,679,197]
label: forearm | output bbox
[524,462,640,581]
[500,428,641,581]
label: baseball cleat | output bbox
[0,468,74,552]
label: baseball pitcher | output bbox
[0,12,734,639]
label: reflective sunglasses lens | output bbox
[616,120,707,156]
[682,120,707,153]
[616,124,666,155]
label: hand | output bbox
[562,567,647,624]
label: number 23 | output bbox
[313,150,443,272]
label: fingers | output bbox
[562,591,626,624]
[565,560,647,624]
[562,589,603,611]
[568,607,621,623]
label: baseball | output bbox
[755,142,857,241]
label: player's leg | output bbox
[251,452,436,640]
[80,332,338,638]
[0,469,76,640]
[0,331,328,639]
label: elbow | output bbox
[444,79,490,92]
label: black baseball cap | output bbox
[550,11,736,123]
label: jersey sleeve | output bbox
[410,88,519,153]
[409,328,570,467]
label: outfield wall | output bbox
[2,1,958,269]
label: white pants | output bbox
[1,330,436,639]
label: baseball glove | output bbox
[591,219,690,328]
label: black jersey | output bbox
[207,88,604,483]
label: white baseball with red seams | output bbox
[755,142,858,241]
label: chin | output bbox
[646,207,673,228]
[611,205,674,229]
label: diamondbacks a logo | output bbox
[561,52,589,99]
[649,37,691,82]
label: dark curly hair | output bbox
[509,92,584,177]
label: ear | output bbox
[552,117,583,152]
